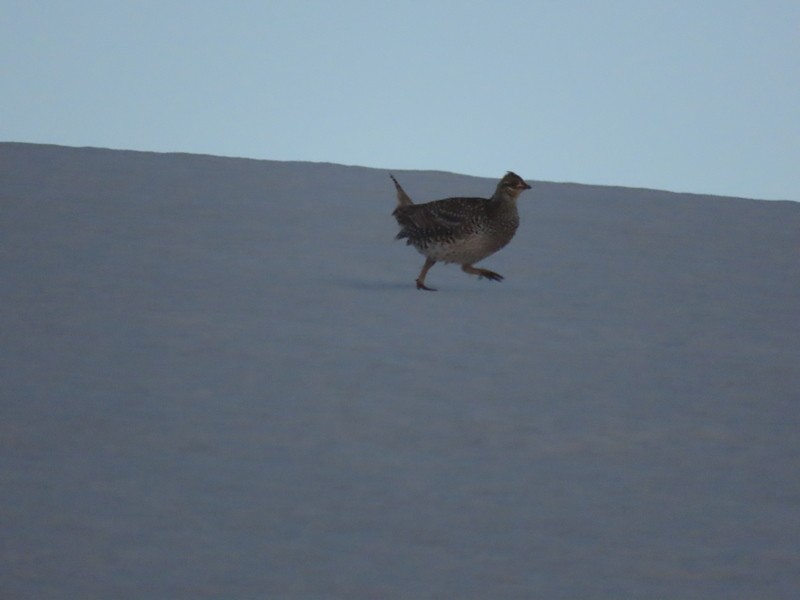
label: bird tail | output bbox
[390,175,414,209]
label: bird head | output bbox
[497,172,532,200]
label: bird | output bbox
[391,172,532,291]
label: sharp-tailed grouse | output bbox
[391,172,531,290]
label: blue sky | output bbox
[3,1,798,200]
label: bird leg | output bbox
[461,264,504,282]
[416,258,437,291]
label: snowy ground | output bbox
[2,143,799,599]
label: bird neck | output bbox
[487,191,520,221]
[490,188,520,205]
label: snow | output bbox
[2,143,799,599]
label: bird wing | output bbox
[394,197,485,240]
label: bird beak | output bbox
[521,182,532,190]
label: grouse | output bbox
[391,172,532,290]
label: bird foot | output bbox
[461,265,504,282]
[479,270,504,282]
[472,269,504,282]
[416,280,437,291]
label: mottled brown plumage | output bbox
[391,172,532,290]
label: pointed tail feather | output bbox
[390,174,414,208]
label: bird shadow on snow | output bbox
[336,277,414,291]
[337,276,528,295]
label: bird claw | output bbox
[480,271,504,282]
[416,280,437,291]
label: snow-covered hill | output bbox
[2,143,799,599]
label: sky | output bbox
[2,1,799,200]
